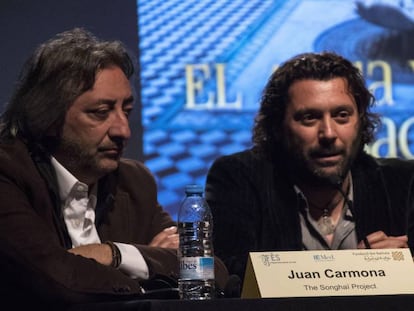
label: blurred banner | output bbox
[138,0,414,218]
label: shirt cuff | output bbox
[114,242,149,280]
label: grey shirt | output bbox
[296,180,358,250]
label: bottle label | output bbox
[179,256,215,280]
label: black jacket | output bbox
[205,149,414,282]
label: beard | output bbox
[56,136,122,180]
[287,146,348,186]
[281,134,362,188]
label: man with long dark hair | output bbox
[205,52,414,284]
[0,28,228,306]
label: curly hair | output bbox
[0,27,135,152]
[252,51,380,160]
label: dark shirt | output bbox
[205,148,414,283]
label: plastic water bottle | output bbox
[177,184,215,300]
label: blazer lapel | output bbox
[351,156,390,239]
[96,171,132,241]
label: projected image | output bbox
[138,0,414,218]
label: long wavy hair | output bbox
[252,51,380,160]
[0,27,135,153]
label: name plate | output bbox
[241,249,414,298]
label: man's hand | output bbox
[149,226,179,249]
[357,231,408,249]
[68,243,113,266]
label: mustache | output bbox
[98,141,125,151]
[309,146,344,157]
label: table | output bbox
[70,294,414,311]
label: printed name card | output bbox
[241,249,414,298]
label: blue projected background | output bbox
[138,0,414,218]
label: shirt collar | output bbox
[294,173,354,205]
[50,157,98,203]
[50,157,81,202]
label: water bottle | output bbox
[177,184,215,300]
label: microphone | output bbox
[140,275,179,299]
[223,274,242,298]
[333,179,356,225]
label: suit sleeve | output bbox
[115,159,229,290]
[0,153,144,305]
[205,154,261,282]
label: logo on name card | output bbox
[356,251,392,262]
[313,254,335,262]
[260,253,280,266]
[392,251,404,261]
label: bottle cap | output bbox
[184,184,203,195]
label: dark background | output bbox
[0,0,142,159]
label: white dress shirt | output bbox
[51,157,149,279]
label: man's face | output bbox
[53,66,133,184]
[282,78,361,186]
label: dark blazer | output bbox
[0,139,228,306]
[205,149,414,282]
